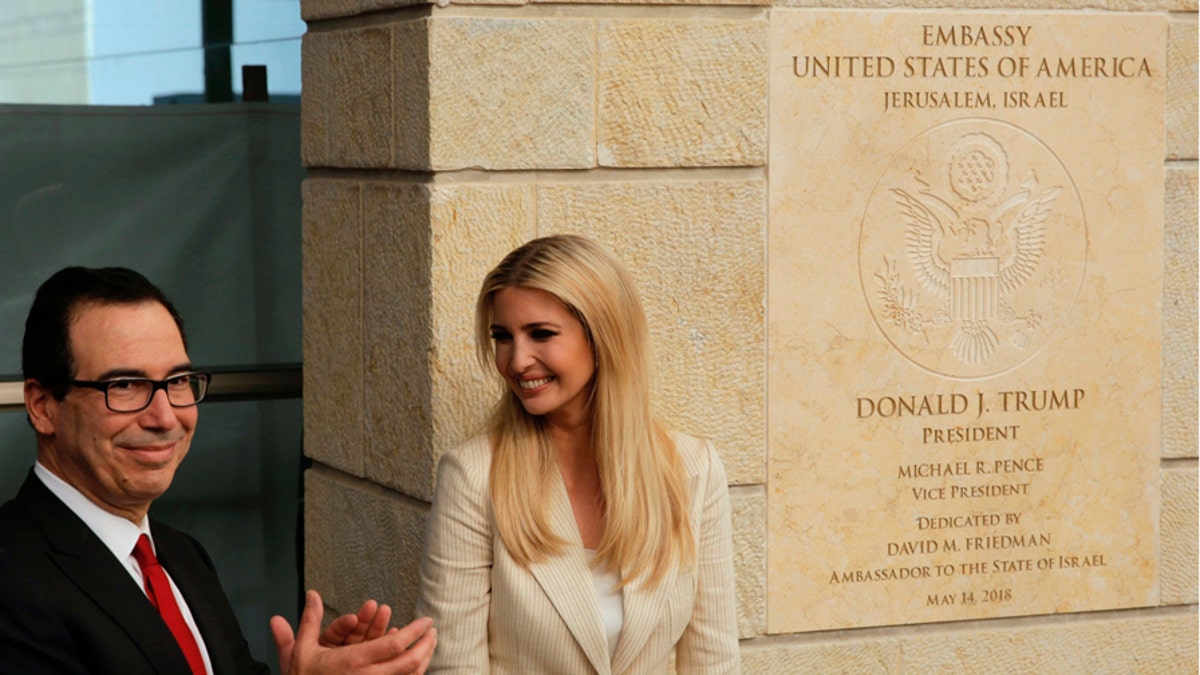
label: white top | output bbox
[34,462,214,675]
[585,549,624,661]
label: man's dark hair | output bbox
[22,267,186,399]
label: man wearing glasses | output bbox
[0,267,436,674]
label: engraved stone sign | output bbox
[767,11,1165,632]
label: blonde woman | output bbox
[417,234,739,674]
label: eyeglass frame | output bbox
[65,372,212,413]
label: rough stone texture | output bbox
[741,613,1198,673]
[1167,16,1199,161]
[1162,466,1199,605]
[537,179,767,485]
[900,614,1198,674]
[730,488,766,638]
[774,0,1195,9]
[304,467,428,624]
[1164,166,1198,460]
[302,0,423,21]
[546,0,767,5]
[302,27,393,168]
[425,183,536,471]
[362,182,437,498]
[394,20,432,170]
[597,20,767,168]
[740,638,899,673]
[300,35,330,168]
[427,18,595,170]
[359,181,536,499]
[302,179,365,476]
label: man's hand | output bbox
[270,590,436,675]
[322,598,396,647]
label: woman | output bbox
[417,234,739,674]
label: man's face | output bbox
[32,301,197,522]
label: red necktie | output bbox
[132,534,207,675]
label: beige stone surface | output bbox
[427,18,595,170]
[425,183,536,469]
[768,10,1165,632]
[597,19,768,167]
[544,0,767,5]
[301,0,423,22]
[394,20,432,170]
[741,612,1197,672]
[360,181,535,499]
[300,35,330,168]
[304,467,428,625]
[302,27,393,168]
[1163,167,1198,460]
[303,179,365,475]
[730,488,766,638]
[361,182,436,498]
[536,178,766,485]
[740,638,899,673]
[774,0,1195,10]
[1166,16,1198,160]
[1161,466,1199,605]
[901,613,1198,674]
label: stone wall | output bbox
[300,0,1197,669]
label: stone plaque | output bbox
[767,11,1165,632]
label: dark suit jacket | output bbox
[0,471,270,674]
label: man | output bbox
[0,267,436,674]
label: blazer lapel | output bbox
[526,474,611,675]
[17,474,194,674]
[609,470,698,675]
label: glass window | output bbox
[0,0,302,105]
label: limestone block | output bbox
[773,0,1191,10]
[1161,465,1198,605]
[300,35,330,167]
[742,613,1200,671]
[362,182,436,498]
[730,488,766,638]
[1164,166,1198,459]
[536,179,766,485]
[740,638,899,673]
[597,19,767,167]
[425,183,536,469]
[1167,16,1199,160]
[302,0,422,21]
[304,467,428,624]
[542,0,765,6]
[427,18,595,170]
[302,27,393,168]
[900,613,1198,673]
[394,20,432,170]
[361,181,536,499]
[303,179,365,475]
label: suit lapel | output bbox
[526,473,611,675]
[17,474,194,674]
[609,470,698,674]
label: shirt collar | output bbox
[34,461,151,561]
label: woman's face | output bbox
[490,286,595,427]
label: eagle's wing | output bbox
[997,187,1057,295]
[892,188,950,297]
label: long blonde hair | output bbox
[475,234,695,588]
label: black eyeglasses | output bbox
[67,373,211,413]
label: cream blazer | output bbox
[417,433,740,674]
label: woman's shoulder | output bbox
[436,434,493,487]
[668,430,723,478]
